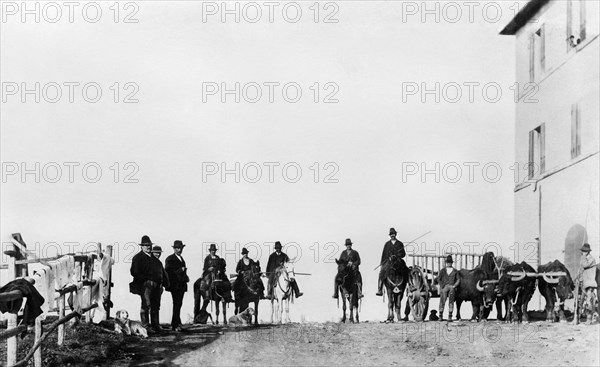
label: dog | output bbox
[428,310,439,321]
[114,309,148,338]
[228,307,255,325]
[194,309,215,325]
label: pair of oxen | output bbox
[370,252,576,323]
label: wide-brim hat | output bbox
[152,245,163,253]
[209,243,218,252]
[345,238,353,246]
[140,235,153,246]
[445,255,453,263]
[274,241,282,249]
[241,247,249,255]
[173,240,185,249]
[389,228,397,235]
[581,243,592,252]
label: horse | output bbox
[382,254,409,322]
[270,262,295,324]
[193,264,233,325]
[233,261,263,325]
[403,266,430,321]
[335,259,360,323]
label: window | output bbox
[571,103,581,158]
[528,123,545,178]
[567,0,586,50]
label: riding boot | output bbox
[376,278,383,296]
[292,281,303,298]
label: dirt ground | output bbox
[2,319,599,366]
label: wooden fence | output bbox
[0,233,113,367]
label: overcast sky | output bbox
[1,1,524,322]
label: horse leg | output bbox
[215,300,220,325]
[284,298,291,323]
[222,300,228,325]
[341,296,347,323]
[404,296,411,321]
[395,294,403,322]
[387,290,394,322]
[270,300,275,324]
[254,300,259,325]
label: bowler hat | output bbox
[389,228,397,235]
[581,243,592,252]
[140,235,153,246]
[173,240,185,249]
[445,255,453,263]
[275,241,282,250]
[209,243,218,252]
[241,247,249,255]
[152,245,163,253]
[345,238,353,246]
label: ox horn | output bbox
[476,280,484,292]
[508,271,526,282]
[542,273,560,284]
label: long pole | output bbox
[373,231,432,271]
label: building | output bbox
[501,0,599,280]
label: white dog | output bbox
[228,307,255,325]
[114,309,148,338]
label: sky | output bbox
[1,0,524,322]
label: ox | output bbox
[454,252,498,321]
[537,260,574,323]
[497,262,537,323]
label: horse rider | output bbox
[165,240,190,332]
[376,228,406,296]
[202,243,234,302]
[265,241,303,299]
[333,238,364,299]
[234,247,265,299]
[130,235,158,329]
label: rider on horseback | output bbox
[376,228,406,296]
[265,241,303,300]
[333,238,363,299]
[201,243,234,303]
[233,247,265,299]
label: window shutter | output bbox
[541,25,546,71]
[576,104,581,156]
[567,0,572,51]
[529,130,535,179]
[540,123,546,173]
[580,0,586,41]
[529,33,535,82]
[571,103,577,158]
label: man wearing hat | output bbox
[201,244,233,302]
[376,228,406,296]
[149,245,170,331]
[165,240,189,331]
[265,241,303,299]
[436,255,460,321]
[234,248,265,299]
[130,235,155,327]
[333,238,363,299]
[579,243,597,323]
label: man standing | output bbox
[333,238,363,299]
[150,245,170,332]
[266,241,302,299]
[165,240,189,332]
[579,243,597,324]
[376,228,406,296]
[436,255,460,322]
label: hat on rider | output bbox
[209,243,218,252]
[581,243,592,252]
[274,241,282,250]
[139,235,153,246]
[241,247,249,255]
[445,255,453,264]
[345,238,352,246]
[173,240,185,248]
[152,245,163,253]
[389,228,397,235]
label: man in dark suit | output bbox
[376,228,406,296]
[165,240,189,332]
[333,238,363,299]
[201,243,233,302]
[265,241,303,299]
[130,235,154,327]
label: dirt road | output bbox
[112,320,599,366]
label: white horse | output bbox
[270,262,295,324]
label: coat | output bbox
[203,255,226,278]
[165,253,189,292]
[338,249,361,270]
[437,267,460,288]
[130,251,153,285]
[149,257,170,288]
[236,258,257,274]
[380,240,406,266]
[580,254,597,289]
[266,251,289,274]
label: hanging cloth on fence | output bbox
[32,265,55,318]
[0,279,45,336]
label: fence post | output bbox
[5,244,18,367]
[57,294,65,345]
[34,316,42,367]
[106,245,114,319]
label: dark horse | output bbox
[382,254,409,322]
[233,261,263,325]
[335,259,360,323]
[193,260,233,325]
